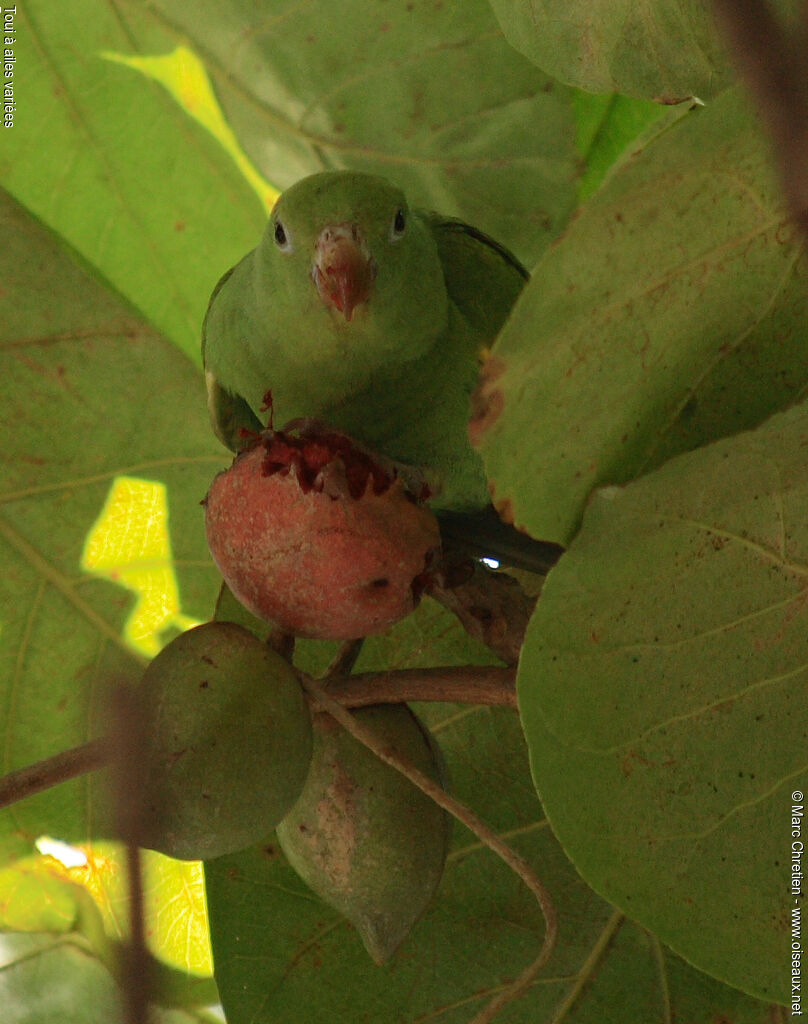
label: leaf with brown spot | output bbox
[478,88,808,546]
[469,357,507,448]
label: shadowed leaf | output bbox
[477,88,808,545]
[519,399,808,1002]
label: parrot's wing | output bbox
[201,261,238,370]
[202,258,264,452]
[204,370,262,452]
[423,217,560,571]
[425,215,528,341]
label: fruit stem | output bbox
[323,637,365,678]
[298,674,558,1024]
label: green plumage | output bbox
[202,171,526,514]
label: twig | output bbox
[713,0,808,234]
[108,684,151,1024]
[324,665,516,708]
[0,737,109,811]
[299,674,558,1024]
[121,843,149,1024]
[0,666,517,816]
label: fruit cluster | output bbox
[131,425,450,961]
[135,622,449,962]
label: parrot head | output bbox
[260,171,448,355]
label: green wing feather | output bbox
[427,218,561,570]
[427,215,528,344]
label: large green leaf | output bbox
[486,0,734,99]
[206,692,779,1022]
[128,0,584,268]
[476,87,808,546]
[0,186,224,849]
[518,398,808,1003]
[0,185,224,1006]
[0,3,264,362]
[0,932,219,1024]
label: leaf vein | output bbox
[0,515,146,666]
[658,762,808,843]
[546,910,623,1023]
[638,239,805,472]
[659,514,808,576]
[21,5,201,340]
[0,456,227,505]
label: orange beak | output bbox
[313,225,375,321]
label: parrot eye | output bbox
[390,208,406,240]
[273,220,292,251]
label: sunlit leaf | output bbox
[81,477,202,657]
[101,46,280,213]
[0,2,264,361]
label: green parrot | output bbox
[202,171,561,572]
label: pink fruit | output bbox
[204,425,440,639]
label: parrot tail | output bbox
[436,506,564,576]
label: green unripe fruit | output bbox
[138,621,312,861]
[276,705,450,963]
